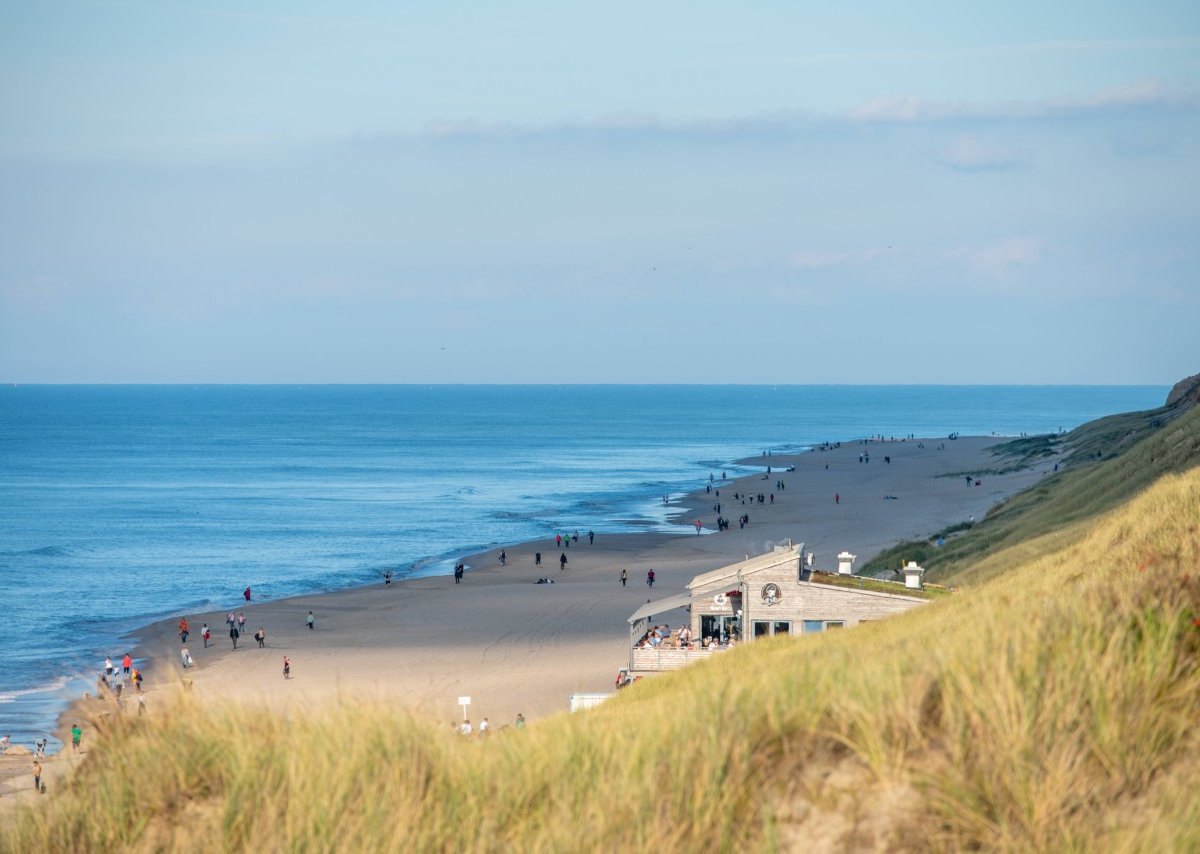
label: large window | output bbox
[701,614,740,642]
[802,620,847,633]
[753,620,791,638]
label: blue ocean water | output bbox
[0,384,1167,747]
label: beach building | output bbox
[627,543,939,671]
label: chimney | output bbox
[903,561,925,590]
[837,552,856,576]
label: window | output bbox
[802,620,824,634]
[753,621,770,638]
[826,621,845,630]
[773,621,791,636]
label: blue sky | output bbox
[1,1,1197,383]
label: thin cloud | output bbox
[943,237,1043,277]
[940,133,1021,171]
[848,79,1181,123]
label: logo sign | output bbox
[458,696,471,706]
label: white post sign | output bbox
[458,696,471,720]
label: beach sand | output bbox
[2,434,1056,796]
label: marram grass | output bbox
[4,471,1199,852]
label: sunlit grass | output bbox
[4,471,1199,851]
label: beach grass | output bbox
[3,462,1199,851]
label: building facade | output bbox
[628,543,934,671]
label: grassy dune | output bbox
[861,402,1200,584]
[4,465,1199,850]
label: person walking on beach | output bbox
[282,656,291,679]
[229,623,240,649]
[33,759,42,793]
[306,611,315,630]
[181,647,193,668]
[499,550,506,566]
[255,627,266,648]
[122,653,132,675]
[647,569,655,588]
[620,569,628,587]
[237,612,247,631]
[588,530,594,545]
[71,723,82,755]
[559,553,567,571]
[132,668,143,693]
[243,586,252,603]
[105,656,114,676]
[178,618,189,643]
[535,552,541,566]
[202,624,211,647]
[835,493,840,505]
[556,534,562,548]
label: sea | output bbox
[0,384,1167,749]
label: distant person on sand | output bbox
[33,759,42,793]
[202,624,211,647]
[178,618,189,643]
[71,723,82,754]
[229,623,240,649]
[244,586,251,602]
[384,570,392,586]
[647,569,655,588]
[122,653,132,675]
[255,627,266,648]
[835,493,840,504]
[515,713,525,728]
[588,530,594,544]
[556,534,562,548]
[283,656,291,679]
[181,647,193,668]
[499,550,506,566]
[306,611,315,630]
[535,552,541,566]
[560,553,568,570]
[620,569,628,587]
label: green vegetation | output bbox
[4,466,1200,851]
[862,401,1200,584]
[809,570,952,599]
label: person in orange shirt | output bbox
[121,653,132,675]
[178,617,190,643]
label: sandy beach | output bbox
[1,434,1056,801]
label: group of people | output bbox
[634,623,689,649]
[457,713,525,736]
[175,591,306,681]
[98,653,145,705]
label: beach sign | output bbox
[458,696,471,720]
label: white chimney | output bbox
[837,552,856,575]
[903,561,925,590]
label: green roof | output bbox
[807,570,952,600]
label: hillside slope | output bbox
[4,467,1199,852]
[861,392,1200,585]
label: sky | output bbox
[1,1,1197,384]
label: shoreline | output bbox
[3,432,1058,801]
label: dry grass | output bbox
[3,471,1199,852]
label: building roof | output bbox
[627,592,694,624]
[686,543,803,592]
